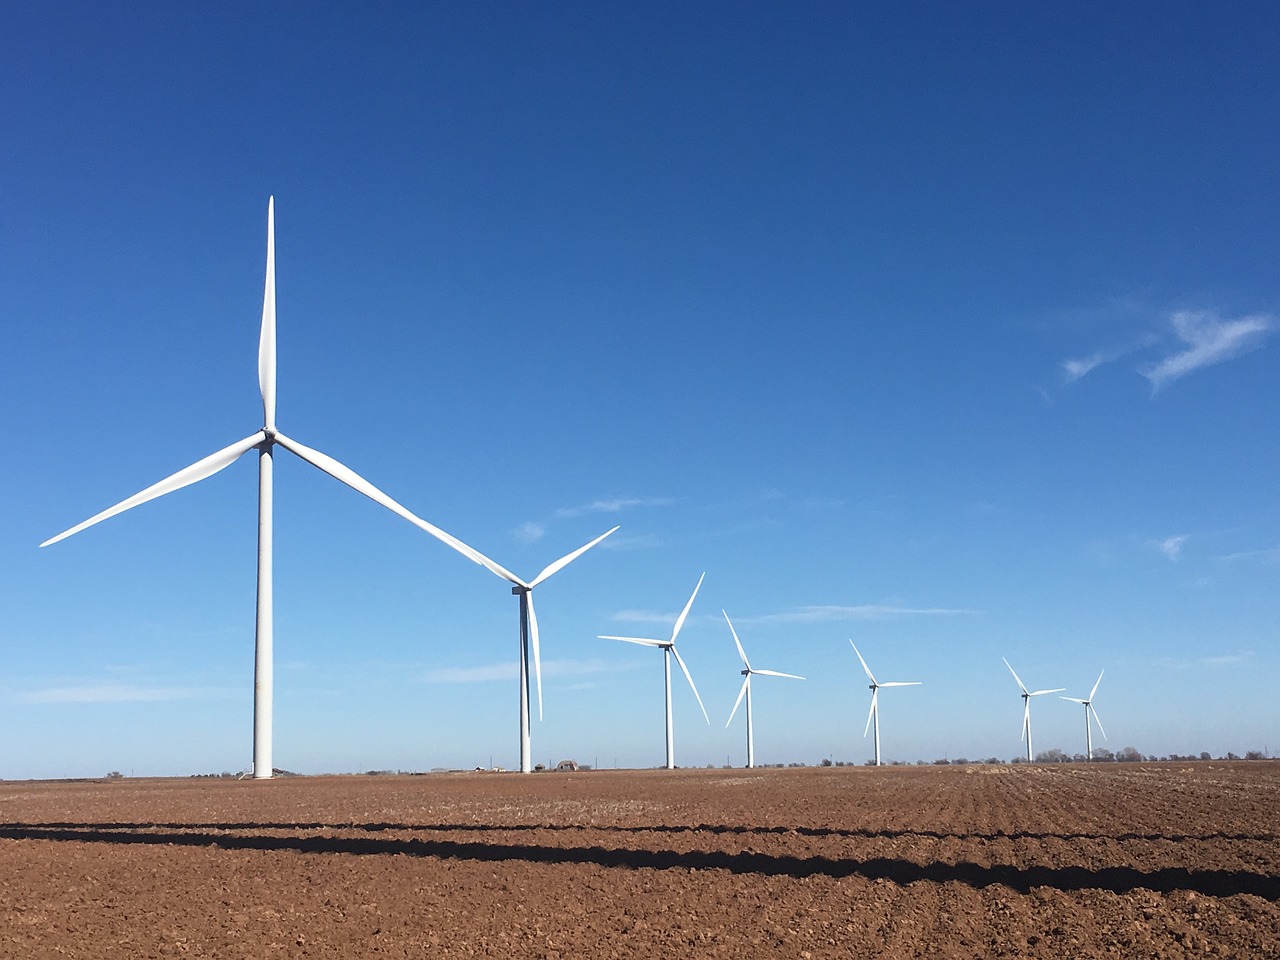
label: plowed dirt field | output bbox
[2,763,1278,958]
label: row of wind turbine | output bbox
[41,198,617,777]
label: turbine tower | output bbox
[41,198,466,779]
[599,573,710,769]
[1061,670,1107,760]
[723,611,803,768]
[849,641,921,766]
[1003,657,1064,763]
[412,525,618,773]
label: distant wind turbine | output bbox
[41,197,467,779]
[724,611,803,768]
[599,573,710,769]
[1061,670,1107,760]
[1003,658,1064,763]
[849,641,921,766]
[416,525,619,774]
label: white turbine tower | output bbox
[41,197,466,779]
[1061,670,1107,760]
[599,573,710,769]
[723,611,803,769]
[849,641,921,767]
[414,525,618,774]
[1003,658,1064,763]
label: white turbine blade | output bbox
[849,641,877,685]
[1003,657,1029,695]
[41,431,265,547]
[1021,699,1030,740]
[259,196,276,428]
[726,675,749,727]
[1090,704,1108,741]
[272,433,520,582]
[754,668,804,680]
[529,525,619,588]
[863,689,877,737]
[670,646,709,724]
[670,572,705,643]
[1060,696,1087,704]
[1089,669,1105,702]
[880,681,922,687]
[723,611,751,670]
[527,590,543,721]
[598,635,664,648]
[1029,688,1066,697]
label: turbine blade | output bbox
[849,641,877,684]
[1029,688,1066,696]
[41,432,265,547]
[1089,669,1105,702]
[1003,657,1029,694]
[527,591,543,721]
[754,668,804,680]
[259,196,276,428]
[529,525,619,588]
[1021,699,1030,741]
[723,611,750,670]
[272,433,521,583]
[1091,704,1107,741]
[726,675,749,727]
[880,681,922,687]
[670,646,709,725]
[598,635,664,647]
[863,689,877,737]
[670,572,705,643]
[1060,697,1087,704]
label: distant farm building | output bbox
[555,759,580,772]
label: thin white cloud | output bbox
[514,521,545,544]
[553,497,674,519]
[1155,535,1188,561]
[1063,352,1109,382]
[1199,651,1254,666]
[1142,310,1274,392]
[744,605,975,625]
[1217,544,1280,565]
[421,658,630,684]
[18,683,234,704]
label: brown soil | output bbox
[2,763,1278,958]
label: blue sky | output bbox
[3,3,1277,778]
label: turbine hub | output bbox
[512,585,528,595]
[261,427,277,444]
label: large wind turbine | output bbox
[599,573,710,769]
[1061,670,1107,760]
[1003,658,1064,763]
[41,197,465,779]
[850,641,921,766]
[415,525,618,773]
[724,611,803,768]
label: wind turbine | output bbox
[41,197,467,779]
[415,525,618,774]
[1061,670,1107,760]
[599,573,710,769]
[724,611,803,768]
[849,641,921,766]
[1003,658,1064,763]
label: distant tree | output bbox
[819,758,833,767]
[984,757,1001,765]
[953,757,970,765]
[1035,748,1067,763]
[1225,752,1240,761]
[933,758,950,765]
[1199,751,1212,761]
[104,771,124,780]
[1117,747,1143,762]
[1091,747,1114,762]
[1245,750,1267,761]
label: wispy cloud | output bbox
[421,658,630,684]
[1217,544,1280,565]
[743,605,975,625]
[553,497,674,519]
[515,497,673,544]
[18,683,234,704]
[1154,535,1188,561]
[1199,651,1254,666]
[1062,333,1159,384]
[1141,310,1274,392]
